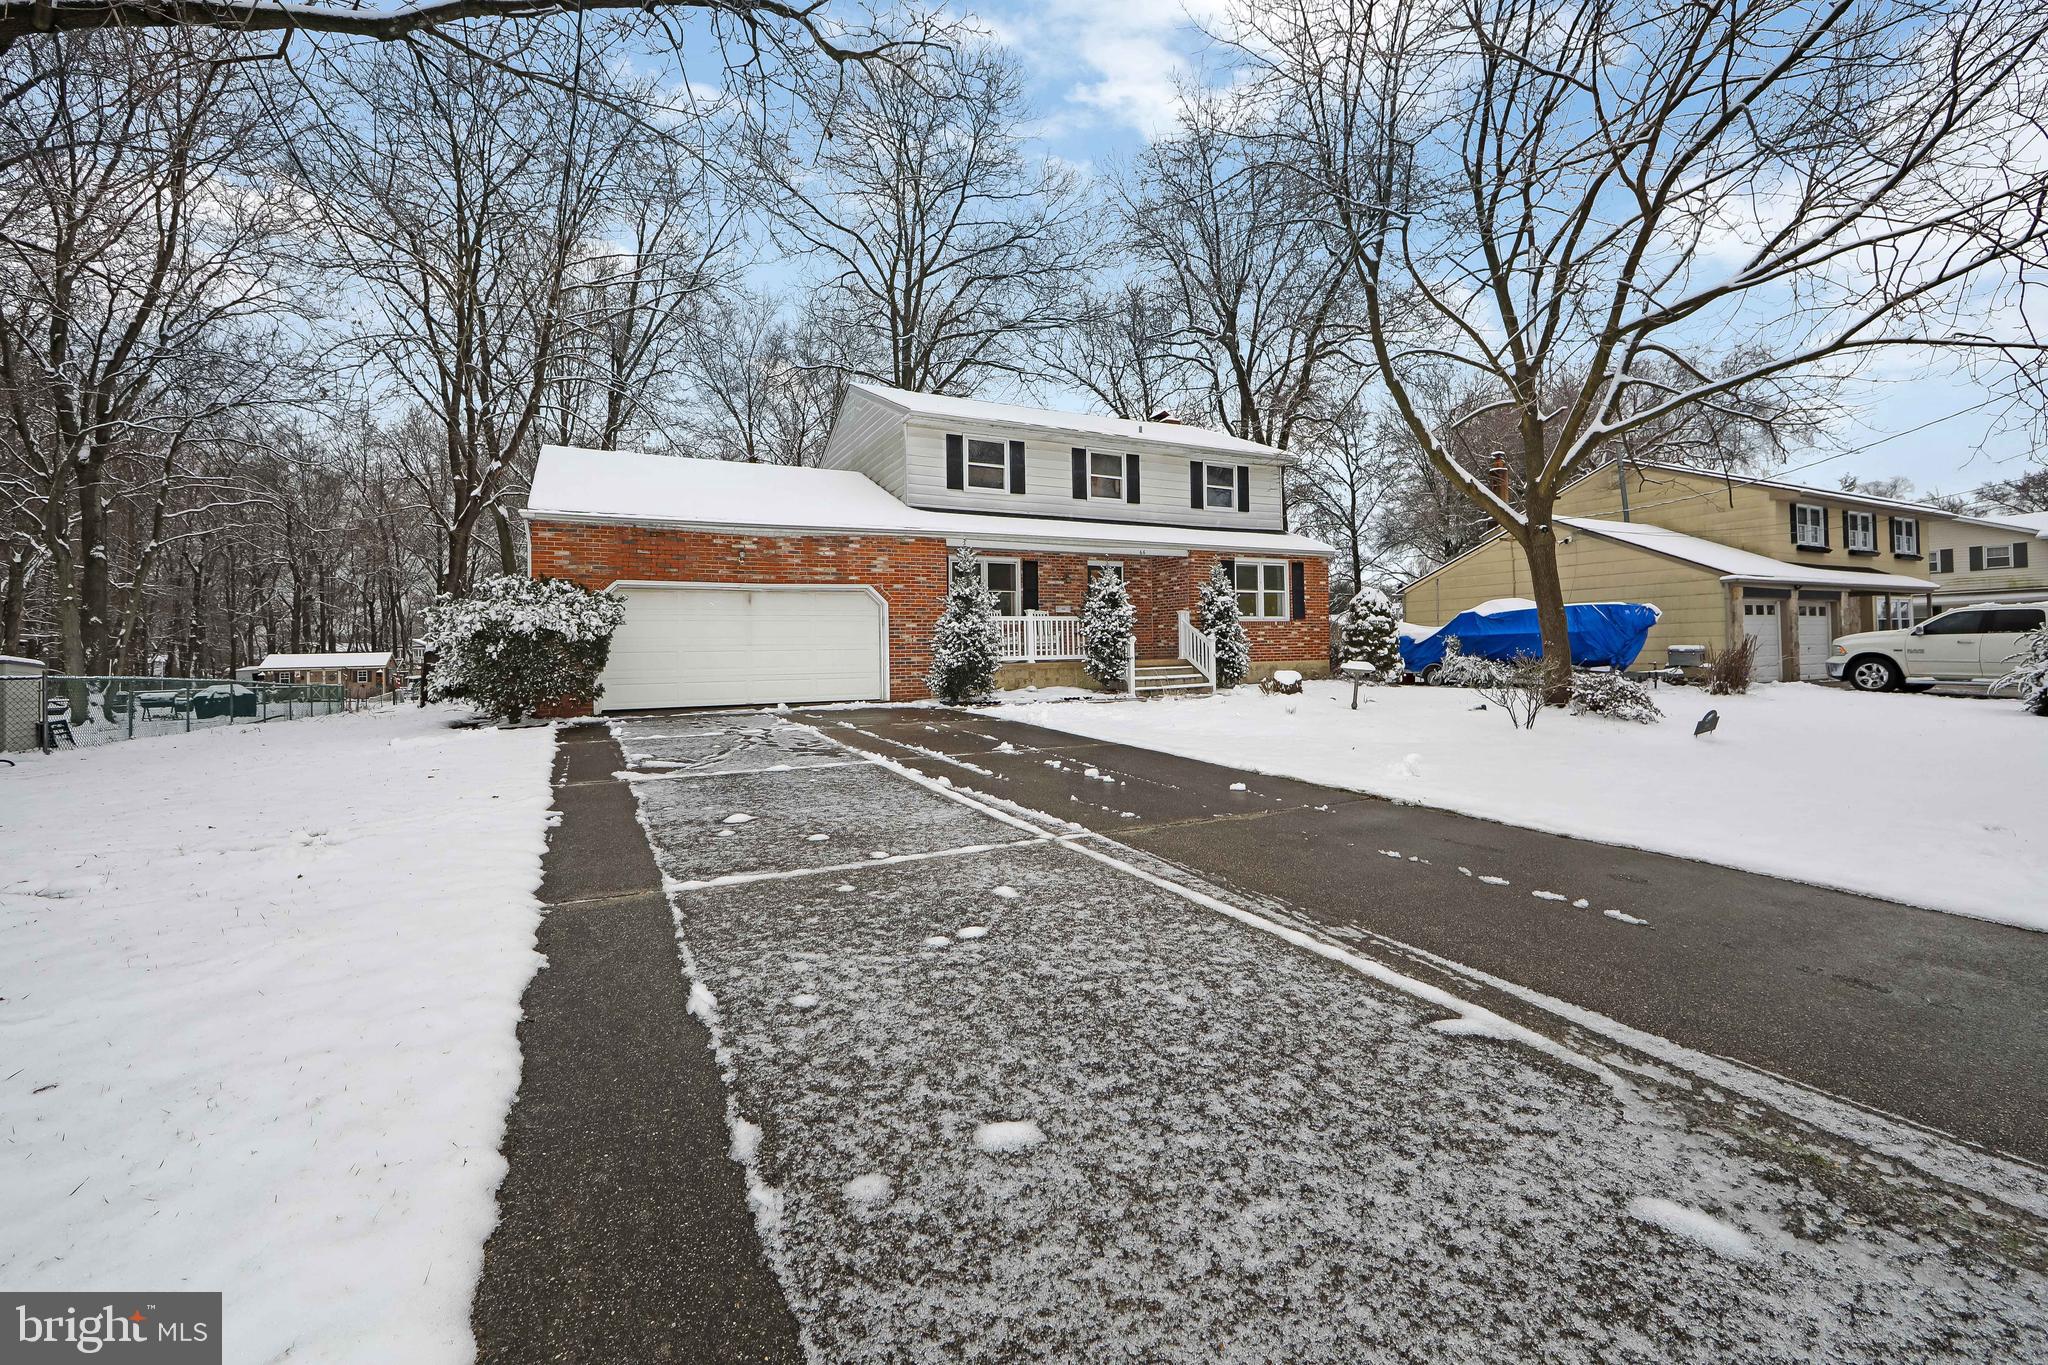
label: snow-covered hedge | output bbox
[421,575,625,724]
[1568,669,1663,724]
[1997,625,2048,716]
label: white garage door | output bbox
[598,585,887,712]
[1741,601,1781,682]
[1796,602,1833,681]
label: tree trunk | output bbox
[1517,502,1574,702]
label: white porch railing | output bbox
[995,614,1082,663]
[1178,610,1218,692]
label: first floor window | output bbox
[967,437,1008,490]
[979,558,1021,614]
[1089,451,1124,500]
[1844,510,1876,552]
[1982,543,2014,570]
[1204,462,1238,510]
[355,670,368,683]
[1891,518,1919,555]
[1234,559,1287,619]
[1792,503,1827,548]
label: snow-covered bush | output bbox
[1081,571,1135,691]
[1996,625,2048,716]
[1432,637,1500,687]
[420,574,625,724]
[1568,669,1663,723]
[1336,586,1402,683]
[1705,635,1758,695]
[927,547,1003,704]
[1197,562,1251,688]
[1473,653,1547,729]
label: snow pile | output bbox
[1627,1197,1760,1261]
[972,1120,1047,1154]
[0,706,554,1363]
[1006,682,2048,930]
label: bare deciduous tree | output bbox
[1230,0,2048,689]
[741,36,1089,395]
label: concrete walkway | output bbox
[799,705,2048,1167]
[470,724,802,1364]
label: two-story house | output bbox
[1401,462,1954,682]
[523,383,1334,710]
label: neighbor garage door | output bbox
[598,585,887,711]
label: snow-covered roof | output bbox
[845,382,1289,461]
[1575,459,2032,528]
[255,651,394,670]
[1979,510,2048,536]
[1561,517,1936,589]
[526,446,1333,557]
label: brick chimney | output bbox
[1487,451,1511,502]
[1147,408,1182,425]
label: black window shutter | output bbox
[1008,440,1026,494]
[946,434,964,490]
[1789,503,1799,543]
[1236,465,1251,513]
[1190,461,1204,508]
[1969,545,1984,572]
[1071,448,1088,499]
[1821,509,1831,548]
[1289,562,1307,620]
[1125,453,1141,504]
[1218,557,1236,588]
[2016,542,2031,569]
[1021,560,1039,611]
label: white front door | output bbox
[598,585,888,712]
[1795,603,1832,680]
[1741,601,1782,681]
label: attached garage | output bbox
[597,583,889,712]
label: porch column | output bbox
[1780,590,1800,683]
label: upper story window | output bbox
[1890,518,1919,555]
[1791,503,1828,549]
[1234,559,1287,620]
[966,438,1008,490]
[1982,543,2014,571]
[1089,451,1124,500]
[1928,548,1952,574]
[1204,463,1239,511]
[1844,510,1876,552]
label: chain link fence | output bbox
[1,675,352,753]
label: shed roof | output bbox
[255,652,394,670]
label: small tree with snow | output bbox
[1337,586,1402,684]
[1081,571,1136,691]
[1197,562,1252,688]
[421,574,625,724]
[927,547,1003,703]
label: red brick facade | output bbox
[529,519,1330,705]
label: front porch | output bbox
[993,611,1218,697]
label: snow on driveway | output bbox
[0,705,554,1363]
[623,714,2048,1363]
[1005,682,2048,931]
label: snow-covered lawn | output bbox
[0,706,554,1363]
[1005,681,2047,931]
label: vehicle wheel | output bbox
[1419,664,1442,686]
[1847,656,1901,692]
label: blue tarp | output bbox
[1399,602,1660,674]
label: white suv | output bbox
[1828,602,2046,692]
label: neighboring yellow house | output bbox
[1402,463,1959,682]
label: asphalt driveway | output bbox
[794,705,2048,1168]
[478,708,2048,1363]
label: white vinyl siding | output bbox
[816,387,912,495]
[896,421,1286,530]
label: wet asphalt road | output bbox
[794,705,2048,1167]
